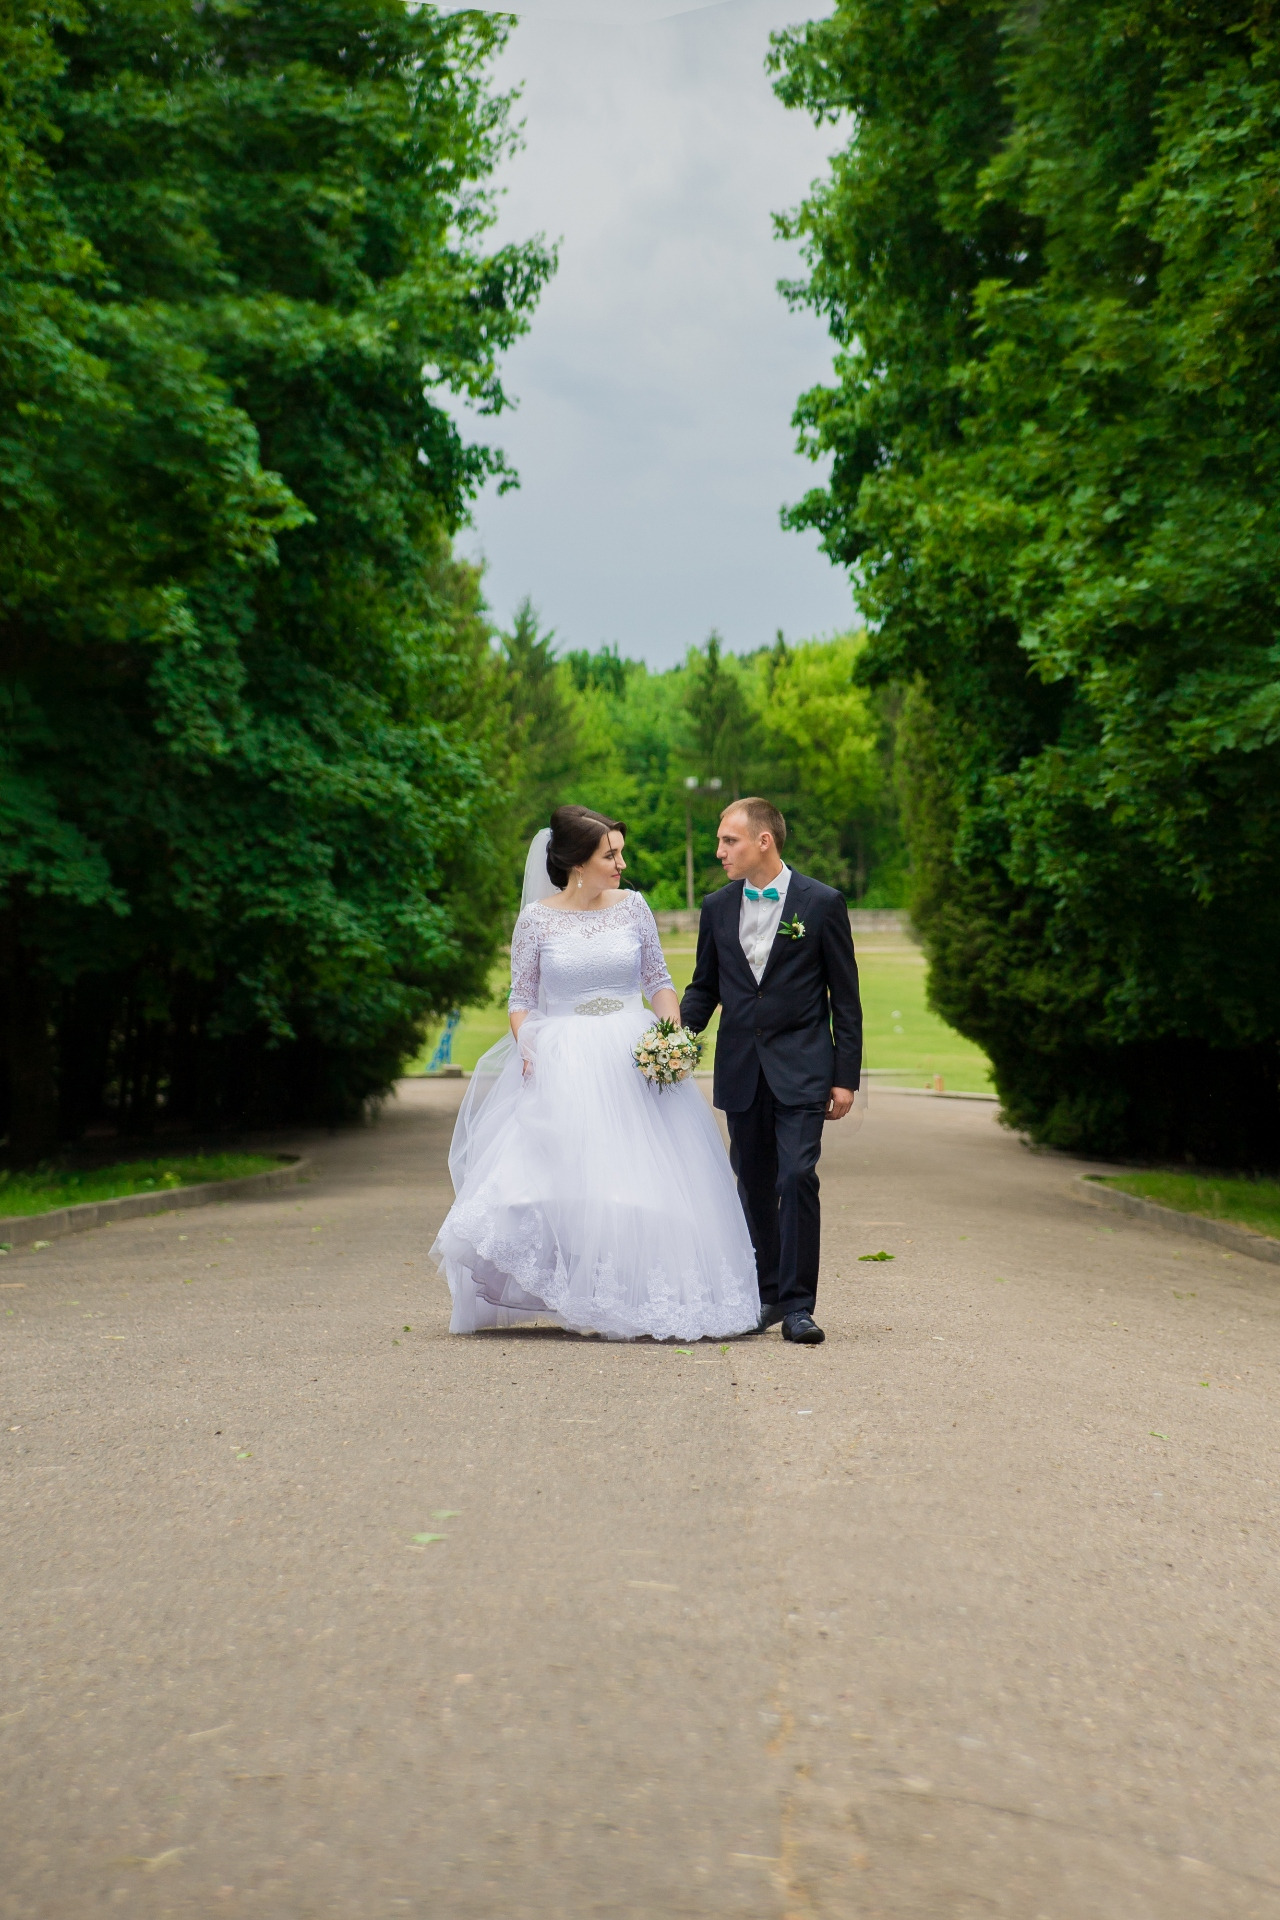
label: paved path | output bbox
[3,1085,1278,1919]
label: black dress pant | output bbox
[725,1075,826,1318]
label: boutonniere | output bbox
[779,917,806,940]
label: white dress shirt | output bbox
[738,864,792,982]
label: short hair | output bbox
[720,796,786,850]
[546,805,626,888]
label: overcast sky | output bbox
[442,0,852,669]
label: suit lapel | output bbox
[716,880,759,993]
[758,872,812,990]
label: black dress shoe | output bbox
[743,1301,788,1336]
[781,1311,825,1346]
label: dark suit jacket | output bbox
[680,871,862,1112]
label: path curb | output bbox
[0,1157,313,1252]
[1074,1175,1280,1266]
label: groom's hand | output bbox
[826,1086,855,1121]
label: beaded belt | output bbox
[573,996,625,1016]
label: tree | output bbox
[773,0,1280,1163]
[753,634,886,898]
[503,599,587,851]
[1,0,551,1160]
[683,631,757,799]
[502,602,631,873]
[565,643,627,698]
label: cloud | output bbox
[447,0,853,667]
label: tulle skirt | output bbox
[431,1000,761,1340]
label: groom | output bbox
[680,798,862,1346]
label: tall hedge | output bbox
[773,0,1280,1163]
[1,1,551,1161]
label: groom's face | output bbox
[717,810,773,881]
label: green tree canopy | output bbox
[1,0,551,1161]
[773,0,1280,1163]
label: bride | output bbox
[431,806,761,1340]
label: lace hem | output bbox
[436,1199,758,1342]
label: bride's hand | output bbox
[512,1008,538,1080]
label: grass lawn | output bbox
[0,1152,282,1221]
[847,935,993,1095]
[408,926,994,1095]
[1096,1171,1280,1242]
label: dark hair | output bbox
[546,805,626,889]
[720,795,786,850]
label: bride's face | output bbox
[577,830,626,893]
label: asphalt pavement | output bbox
[2,1081,1278,1919]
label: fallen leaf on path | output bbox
[859,1251,894,1262]
[1150,1431,1169,1440]
[109,1849,186,1872]
[412,1533,445,1544]
[432,1509,461,1519]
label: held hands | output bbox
[826,1086,855,1121]
[649,986,682,1028]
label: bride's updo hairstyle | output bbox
[546,805,627,889]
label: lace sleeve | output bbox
[507,908,541,1012]
[633,894,675,1000]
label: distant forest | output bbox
[504,608,905,913]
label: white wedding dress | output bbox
[431,888,760,1340]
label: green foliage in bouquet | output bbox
[1,0,552,1161]
[771,0,1280,1164]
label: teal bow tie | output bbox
[744,885,780,902]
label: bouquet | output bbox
[633,1018,702,1090]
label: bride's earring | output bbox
[576,873,583,891]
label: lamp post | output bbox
[683,776,723,910]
